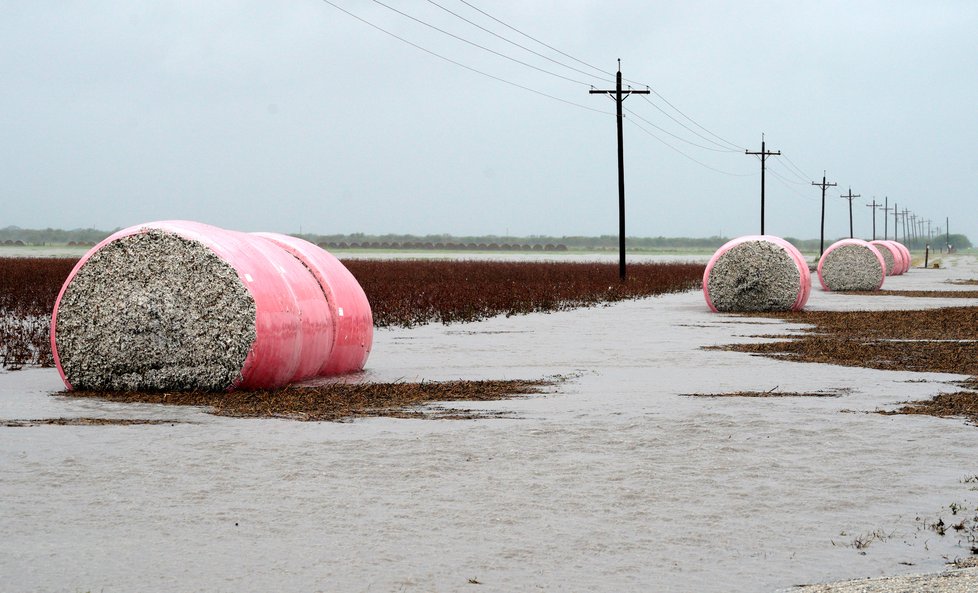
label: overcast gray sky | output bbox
[2,1,976,240]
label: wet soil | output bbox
[61,378,557,421]
[711,305,978,424]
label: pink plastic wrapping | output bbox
[887,241,911,274]
[702,235,812,312]
[253,232,373,375]
[816,238,886,291]
[899,242,911,272]
[51,221,372,391]
[870,240,901,276]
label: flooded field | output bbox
[3,254,978,592]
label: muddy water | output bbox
[3,255,978,593]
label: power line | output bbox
[768,159,810,184]
[780,152,813,182]
[454,0,744,153]
[454,0,612,79]
[369,0,592,86]
[627,118,754,177]
[767,166,817,200]
[637,95,740,152]
[321,1,612,115]
[623,106,739,152]
[640,89,745,152]
[424,0,613,85]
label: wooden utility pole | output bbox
[902,209,910,244]
[866,198,880,240]
[881,197,891,240]
[589,60,649,281]
[947,216,950,251]
[893,202,898,242]
[745,135,781,235]
[812,171,837,256]
[840,188,860,238]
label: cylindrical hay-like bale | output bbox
[50,221,372,392]
[869,240,899,276]
[817,239,886,291]
[703,235,811,312]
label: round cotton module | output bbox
[50,221,372,392]
[703,235,811,312]
[817,239,886,291]
[884,241,910,276]
[869,240,898,275]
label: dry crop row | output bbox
[345,259,704,327]
[0,257,704,369]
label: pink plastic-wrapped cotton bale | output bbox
[703,235,811,312]
[253,232,373,375]
[817,239,886,291]
[869,240,900,276]
[50,221,372,392]
[880,240,907,275]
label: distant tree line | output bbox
[1,226,970,252]
[300,233,733,251]
[0,226,116,246]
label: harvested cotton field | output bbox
[704,236,809,312]
[817,239,885,291]
[53,230,258,391]
[7,251,978,593]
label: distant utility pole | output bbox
[902,209,910,244]
[745,134,781,235]
[840,188,860,238]
[812,171,837,256]
[927,219,932,242]
[881,197,891,240]
[589,59,649,281]
[910,213,918,244]
[893,202,898,243]
[866,198,880,240]
[947,216,950,250]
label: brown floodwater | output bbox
[3,252,978,593]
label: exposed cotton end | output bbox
[817,239,886,291]
[704,236,810,312]
[53,230,257,391]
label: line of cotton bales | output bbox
[703,235,913,312]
